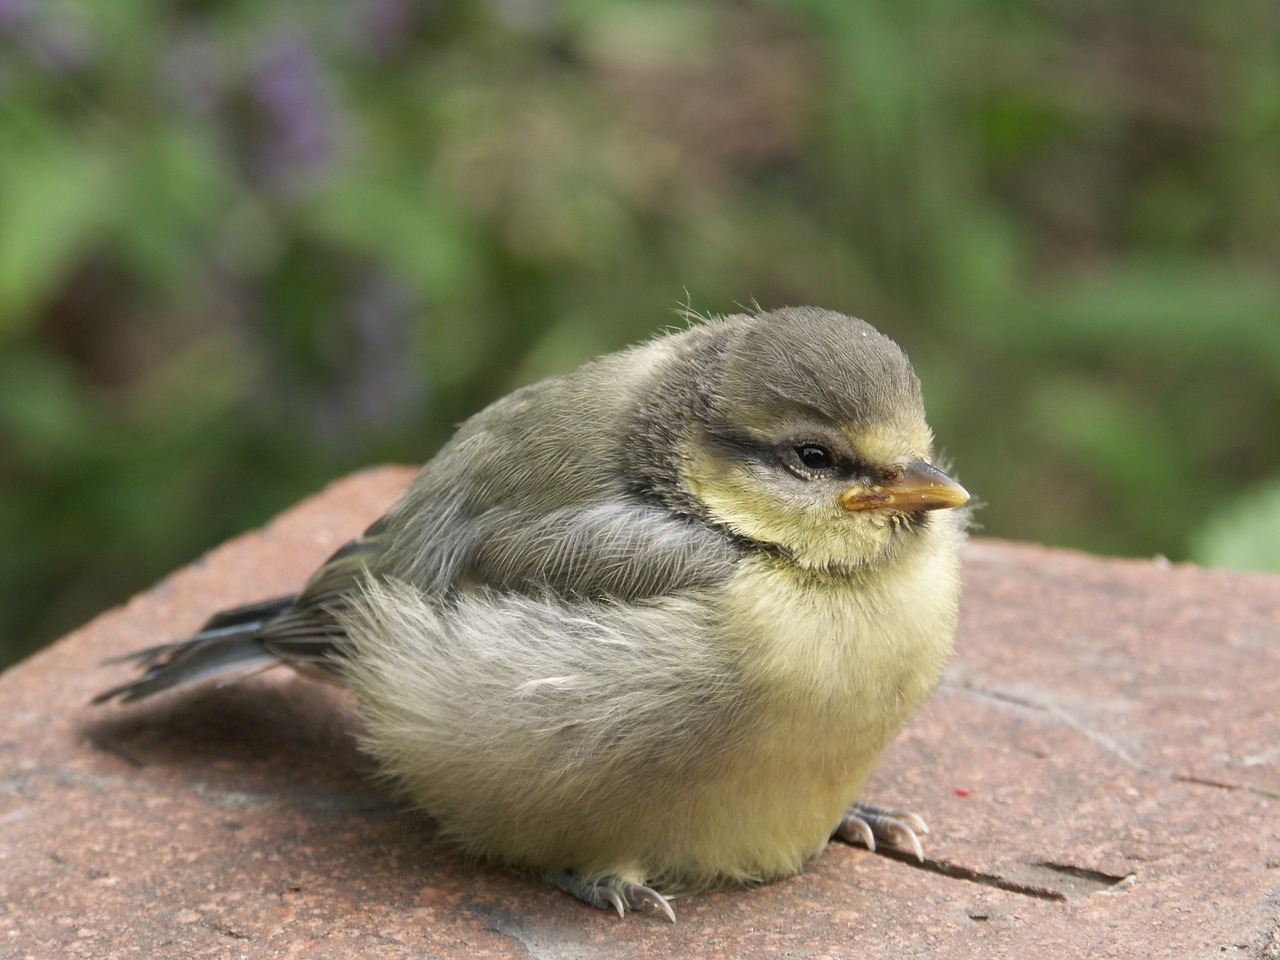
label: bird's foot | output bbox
[551,871,676,921]
[835,801,929,862]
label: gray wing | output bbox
[96,341,736,701]
[455,499,741,601]
[253,498,739,682]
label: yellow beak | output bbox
[840,460,970,513]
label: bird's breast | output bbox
[704,540,960,864]
[727,544,958,719]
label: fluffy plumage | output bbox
[97,306,969,919]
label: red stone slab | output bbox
[1,466,1277,958]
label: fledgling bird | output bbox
[96,307,970,921]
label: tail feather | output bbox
[92,621,280,704]
[199,595,297,632]
[94,522,380,706]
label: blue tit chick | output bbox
[97,307,970,921]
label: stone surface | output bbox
[1,465,1277,959]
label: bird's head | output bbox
[677,308,969,573]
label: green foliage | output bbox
[1191,478,1280,574]
[2,0,1279,666]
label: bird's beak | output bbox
[840,460,970,513]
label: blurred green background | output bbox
[3,0,1280,669]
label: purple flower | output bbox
[251,29,334,187]
[0,0,32,37]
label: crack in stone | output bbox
[875,849,1067,901]
[1031,859,1135,891]
[949,679,1154,773]
[952,681,1280,801]
[877,849,1135,901]
[1174,773,1280,800]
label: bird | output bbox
[95,306,970,921]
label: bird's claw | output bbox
[836,801,929,862]
[551,872,676,921]
[625,883,677,922]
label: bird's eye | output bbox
[798,445,831,469]
[786,443,837,478]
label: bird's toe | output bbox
[835,801,929,862]
[551,872,676,921]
